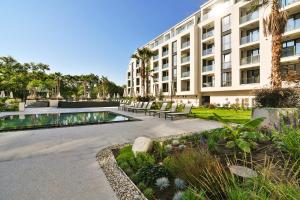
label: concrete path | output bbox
[0,107,221,200]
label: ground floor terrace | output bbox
[0,107,221,200]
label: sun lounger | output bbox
[127,102,143,112]
[133,101,154,113]
[146,102,168,116]
[165,104,193,120]
[154,103,177,118]
[131,102,149,112]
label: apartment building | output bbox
[126,0,300,107]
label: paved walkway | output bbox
[0,107,221,200]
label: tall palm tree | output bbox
[131,47,156,97]
[250,0,287,88]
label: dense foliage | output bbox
[0,56,123,101]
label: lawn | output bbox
[191,107,252,124]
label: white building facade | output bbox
[126,0,300,107]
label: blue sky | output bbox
[0,0,203,85]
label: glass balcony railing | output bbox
[153,66,159,71]
[181,71,190,78]
[202,82,214,87]
[280,0,300,7]
[240,33,259,45]
[285,21,300,32]
[240,11,259,24]
[202,48,214,56]
[222,61,231,69]
[202,64,214,72]
[162,51,169,57]
[162,63,169,69]
[181,56,190,63]
[153,77,159,82]
[153,55,159,60]
[241,77,260,84]
[181,41,190,49]
[240,55,260,65]
[281,46,300,57]
[162,76,169,81]
[202,12,212,21]
[202,30,214,39]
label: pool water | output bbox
[0,111,135,132]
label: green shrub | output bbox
[137,182,147,191]
[181,188,205,200]
[143,187,154,200]
[136,164,169,186]
[153,141,168,161]
[254,87,300,108]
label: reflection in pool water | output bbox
[0,111,134,132]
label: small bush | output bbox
[173,191,183,200]
[136,164,169,186]
[155,177,170,191]
[143,187,154,200]
[181,188,205,200]
[137,182,147,191]
[254,87,300,108]
[174,178,186,190]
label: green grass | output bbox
[191,107,252,124]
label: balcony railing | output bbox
[162,51,169,57]
[202,48,214,56]
[241,77,260,84]
[181,56,190,63]
[222,81,232,87]
[281,46,299,57]
[240,11,259,24]
[153,77,159,82]
[202,30,214,39]
[202,64,214,72]
[202,12,212,21]
[240,34,259,45]
[280,0,300,7]
[181,71,190,78]
[181,41,190,49]
[162,76,169,81]
[202,82,214,87]
[222,61,231,69]
[240,55,260,65]
[162,63,169,69]
[153,66,159,71]
[285,21,300,32]
[153,55,159,60]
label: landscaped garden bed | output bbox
[97,115,300,200]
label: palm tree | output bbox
[131,47,156,97]
[250,0,287,88]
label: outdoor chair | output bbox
[165,104,193,120]
[123,101,136,111]
[132,101,154,113]
[127,102,143,112]
[118,100,129,110]
[154,103,177,118]
[131,101,149,112]
[146,102,168,116]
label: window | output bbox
[172,68,177,78]
[282,38,300,57]
[281,64,300,80]
[222,15,231,32]
[136,78,140,85]
[222,72,232,86]
[172,41,177,54]
[172,82,177,93]
[222,33,231,50]
[162,83,169,92]
[172,55,177,67]
[202,75,215,87]
[222,53,231,69]
[241,68,260,84]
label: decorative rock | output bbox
[132,137,153,156]
[229,165,258,178]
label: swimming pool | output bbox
[0,111,136,132]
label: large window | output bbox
[222,53,231,69]
[281,64,300,80]
[282,38,300,57]
[241,68,260,84]
[222,33,231,50]
[202,75,215,87]
[172,55,177,67]
[222,72,232,87]
[172,41,177,54]
[162,83,169,92]
[286,13,300,31]
[222,15,231,32]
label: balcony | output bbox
[240,34,259,45]
[181,71,190,78]
[202,48,214,56]
[153,55,159,60]
[281,46,299,57]
[162,63,169,69]
[202,12,212,21]
[202,30,214,39]
[162,76,169,81]
[222,61,231,69]
[162,50,169,57]
[181,56,190,63]
[181,41,190,49]
[153,66,159,71]
[280,0,300,7]
[241,55,260,65]
[241,77,260,84]
[285,20,300,32]
[153,77,159,82]
[202,64,214,72]
[240,11,259,24]
[202,82,214,87]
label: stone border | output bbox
[96,132,196,200]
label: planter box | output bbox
[252,108,300,128]
[49,100,59,107]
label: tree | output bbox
[250,0,287,88]
[131,47,156,97]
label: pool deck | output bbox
[0,107,221,200]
